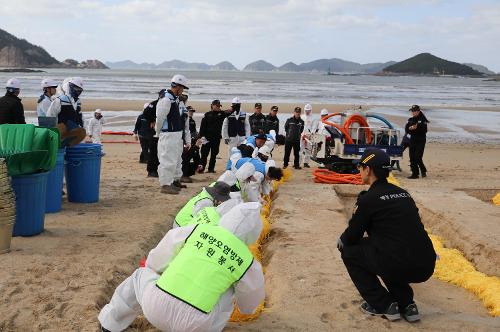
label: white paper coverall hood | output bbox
[155,90,184,186]
[46,77,82,118]
[301,106,317,166]
[98,202,264,332]
[87,110,105,144]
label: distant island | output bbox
[0,68,45,73]
[1,27,496,76]
[0,28,108,69]
[383,53,483,76]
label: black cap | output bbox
[409,105,420,112]
[354,148,391,169]
[271,105,278,111]
[211,99,221,106]
[187,106,195,112]
[254,102,262,108]
[205,181,231,202]
[294,106,302,112]
[255,133,267,140]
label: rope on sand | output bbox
[230,168,292,322]
[430,234,500,316]
[390,174,500,317]
[493,193,500,206]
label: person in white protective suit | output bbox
[87,109,105,144]
[98,202,265,332]
[155,74,190,195]
[221,97,250,155]
[37,78,58,117]
[300,103,317,168]
[47,77,84,129]
[220,162,257,201]
[317,108,332,137]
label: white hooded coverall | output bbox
[300,112,317,165]
[87,117,105,144]
[155,92,186,186]
[37,95,52,117]
[98,202,265,332]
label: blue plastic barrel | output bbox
[65,145,102,203]
[45,149,65,213]
[11,172,49,236]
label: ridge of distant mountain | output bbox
[211,61,238,71]
[0,28,59,67]
[243,60,277,72]
[462,63,496,75]
[384,53,483,76]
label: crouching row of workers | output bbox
[98,148,284,331]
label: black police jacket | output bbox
[284,116,304,142]
[249,113,266,135]
[199,111,226,140]
[0,93,25,125]
[264,114,279,135]
[134,114,155,138]
[340,179,436,269]
[405,112,428,143]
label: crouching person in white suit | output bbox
[98,202,265,332]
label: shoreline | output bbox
[20,97,500,113]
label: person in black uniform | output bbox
[264,105,279,135]
[133,106,156,164]
[249,102,266,135]
[283,107,304,169]
[337,148,436,323]
[181,106,200,182]
[0,78,25,125]
[199,100,227,173]
[143,89,166,178]
[405,105,429,179]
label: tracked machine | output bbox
[309,108,403,173]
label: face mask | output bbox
[69,85,83,99]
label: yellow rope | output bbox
[230,168,292,322]
[492,193,500,206]
[387,173,500,317]
[430,234,500,316]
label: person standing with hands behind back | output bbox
[283,107,304,169]
[405,105,429,179]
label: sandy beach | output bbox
[1,103,500,331]
[20,97,500,114]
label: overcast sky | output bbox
[1,0,499,71]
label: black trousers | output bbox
[409,140,427,176]
[341,239,433,312]
[200,138,220,172]
[284,140,300,167]
[146,137,159,174]
[139,136,151,162]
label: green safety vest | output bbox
[189,206,220,226]
[175,190,213,227]
[156,224,253,313]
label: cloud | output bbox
[1,0,499,71]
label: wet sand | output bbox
[1,130,499,330]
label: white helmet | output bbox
[41,78,58,89]
[94,109,102,114]
[320,108,329,116]
[5,78,20,89]
[258,145,272,158]
[171,74,189,89]
[69,77,84,89]
[304,103,313,112]
[232,97,241,104]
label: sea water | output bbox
[1,68,499,108]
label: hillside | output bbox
[463,63,496,75]
[0,28,59,67]
[243,60,276,71]
[384,53,482,76]
[211,61,238,71]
